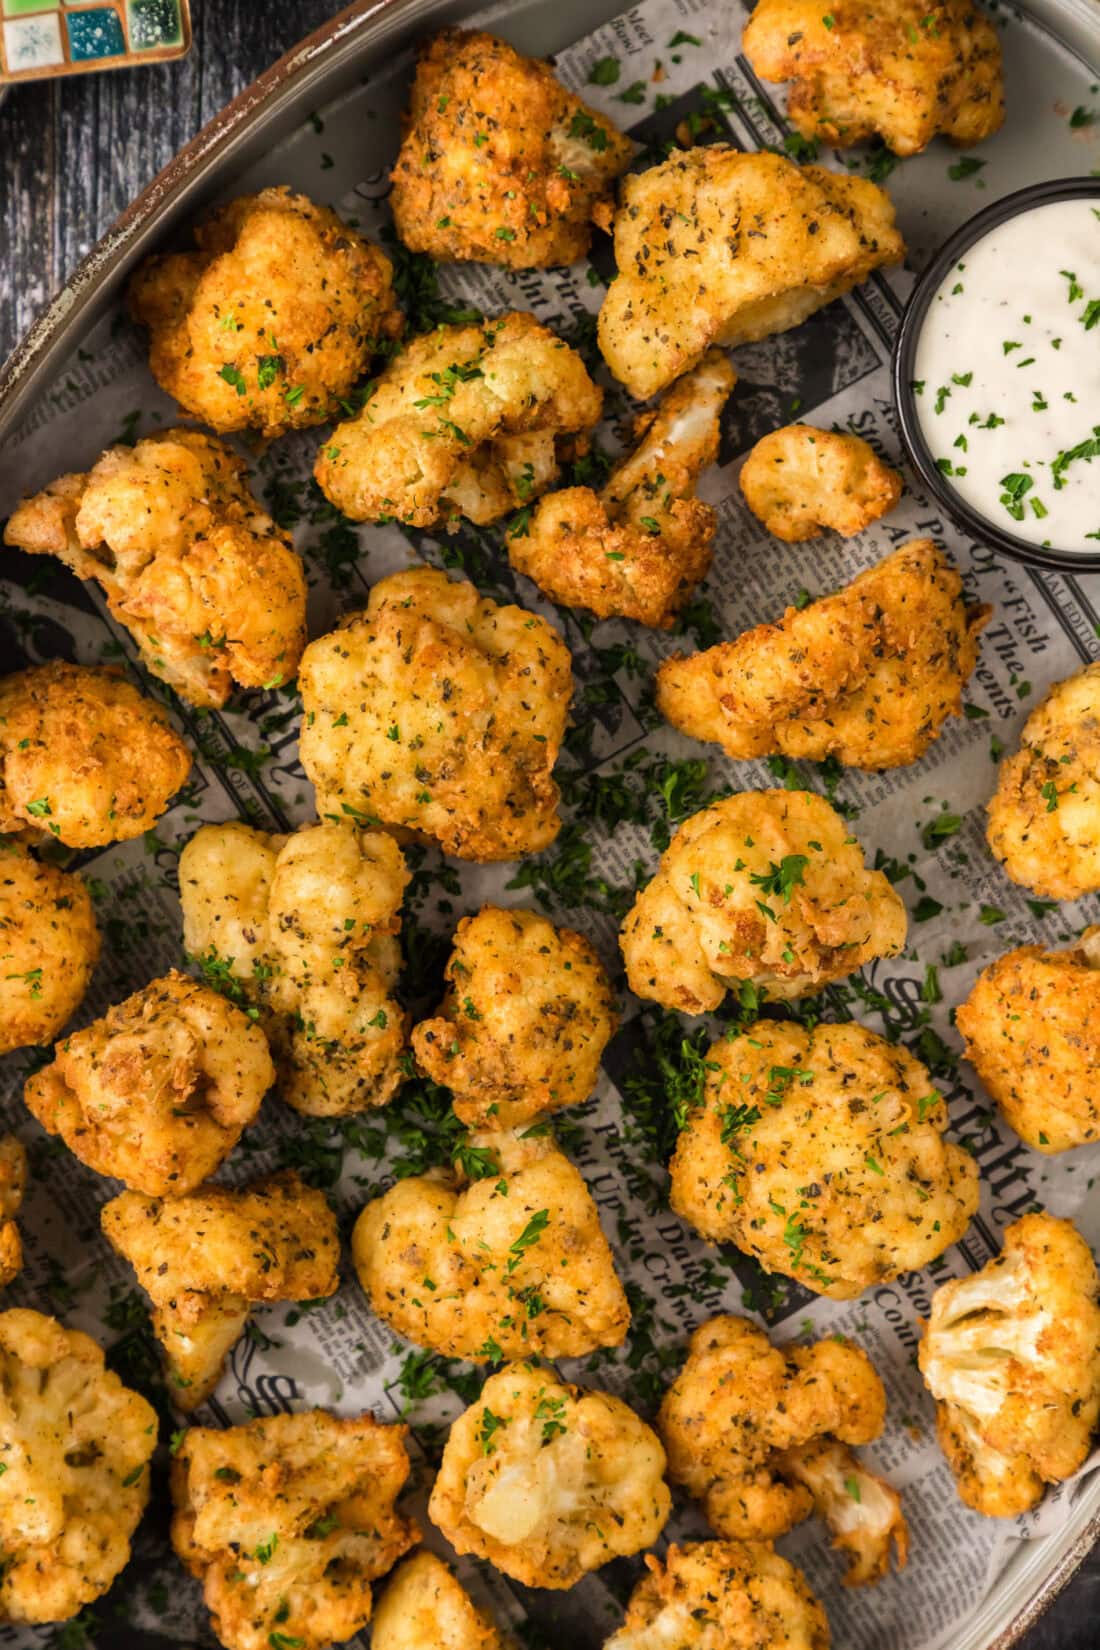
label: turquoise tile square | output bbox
[126,0,180,50]
[65,5,124,58]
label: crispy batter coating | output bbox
[918,1213,1100,1517]
[742,0,1004,157]
[510,353,735,627]
[411,904,617,1129]
[179,820,410,1116]
[956,930,1100,1153]
[4,431,306,708]
[314,313,602,528]
[739,423,902,541]
[128,187,401,437]
[604,1540,830,1650]
[669,1019,979,1298]
[0,841,100,1053]
[658,1316,906,1585]
[656,541,988,769]
[373,1552,515,1650]
[986,663,1100,900]
[0,1139,26,1290]
[171,1409,418,1650]
[390,29,631,269]
[598,148,904,400]
[101,1172,339,1408]
[352,1126,629,1362]
[0,1308,157,1624]
[0,662,191,848]
[620,790,906,1010]
[298,567,572,862]
[24,970,273,1195]
[429,1363,670,1588]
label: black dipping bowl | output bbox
[893,175,1100,573]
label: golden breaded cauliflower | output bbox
[739,424,902,541]
[4,431,307,708]
[604,1540,830,1650]
[0,1308,157,1624]
[314,313,602,528]
[171,1409,418,1650]
[0,662,191,848]
[390,29,631,269]
[411,904,617,1129]
[0,1138,26,1289]
[986,663,1100,900]
[373,1551,516,1650]
[128,187,402,437]
[598,148,904,400]
[658,1316,906,1586]
[101,1171,340,1407]
[352,1126,629,1362]
[656,541,988,769]
[298,567,572,862]
[956,930,1100,1153]
[429,1363,670,1588]
[669,1019,979,1297]
[510,353,735,627]
[620,789,906,1011]
[24,969,273,1195]
[179,819,409,1116]
[0,841,100,1053]
[742,0,1004,157]
[919,1213,1100,1517]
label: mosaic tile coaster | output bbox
[0,0,190,82]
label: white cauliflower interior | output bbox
[0,1309,157,1624]
[179,819,410,1116]
[428,1363,670,1588]
[918,1212,1100,1516]
[171,1408,418,1650]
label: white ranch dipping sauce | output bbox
[913,198,1100,554]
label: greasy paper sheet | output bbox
[1,0,1099,1645]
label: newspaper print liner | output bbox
[1,0,1099,1646]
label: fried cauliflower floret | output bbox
[658,1316,906,1585]
[171,1409,418,1650]
[128,187,401,437]
[986,663,1100,900]
[298,567,572,862]
[101,1172,339,1408]
[411,904,617,1129]
[956,930,1100,1153]
[0,841,100,1053]
[510,353,735,627]
[598,148,904,400]
[669,1019,979,1297]
[390,29,631,269]
[656,541,988,769]
[739,423,902,541]
[373,1552,515,1650]
[918,1213,1100,1517]
[0,1139,26,1290]
[0,1308,157,1624]
[620,790,906,1011]
[0,662,191,848]
[24,970,273,1195]
[429,1364,670,1588]
[4,431,306,709]
[604,1540,830,1650]
[314,313,602,528]
[352,1126,628,1362]
[179,819,410,1116]
[742,0,1004,157]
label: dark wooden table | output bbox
[1,3,1097,1645]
